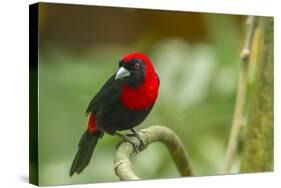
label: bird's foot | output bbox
[126,128,145,151]
[115,131,144,154]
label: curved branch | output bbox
[114,125,194,180]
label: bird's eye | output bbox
[134,63,140,70]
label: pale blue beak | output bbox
[115,67,131,80]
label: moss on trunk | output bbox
[240,17,273,172]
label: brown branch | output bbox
[114,125,194,180]
[224,16,258,173]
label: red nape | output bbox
[88,113,98,133]
[123,52,149,62]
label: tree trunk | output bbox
[240,17,273,172]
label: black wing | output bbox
[86,74,122,115]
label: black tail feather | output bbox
[70,130,103,176]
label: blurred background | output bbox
[38,3,249,186]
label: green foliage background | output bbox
[38,3,247,186]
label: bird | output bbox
[69,52,160,176]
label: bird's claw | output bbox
[115,138,138,154]
[126,133,145,151]
[121,135,143,154]
[115,130,145,154]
